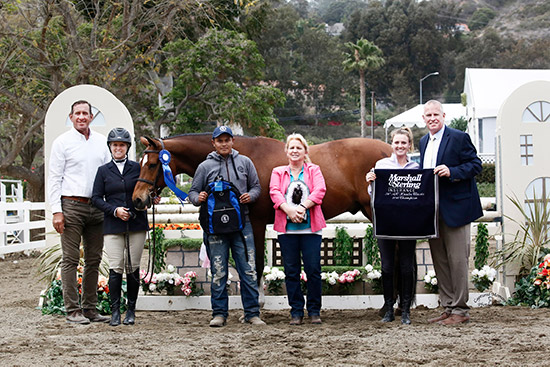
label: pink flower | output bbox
[183,288,192,296]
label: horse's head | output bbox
[132,136,166,210]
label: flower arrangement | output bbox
[471,265,497,292]
[40,266,125,316]
[534,254,550,289]
[508,253,550,308]
[263,266,286,295]
[363,264,382,294]
[151,223,201,230]
[337,269,363,294]
[424,269,438,293]
[140,265,203,297]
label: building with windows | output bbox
[496,80,550,285]
[463,68,550,159]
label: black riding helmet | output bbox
[107,127,132,147]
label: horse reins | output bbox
[137,138,166,281]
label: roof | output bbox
[384,104,466,129]
[464,68,550,119]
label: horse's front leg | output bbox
[250,220,267,307]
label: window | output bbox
[522,101,550,123]
[524,177,550,227]
[520,135,533,166]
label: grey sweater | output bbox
[188,149,261,216]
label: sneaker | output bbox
[83,309,110,323]
[66,310,91,324]
[246,316,266,325]
[310,315,322,325]
[209,316,226,327]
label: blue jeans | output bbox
[205,222,260,320]
[279,234,322,317]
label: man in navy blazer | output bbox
[419,100,483,325]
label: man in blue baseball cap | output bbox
[212,125,234,139]
[189,125,265,327]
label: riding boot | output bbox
[108,270,122,327]
[400,271,414,325]
[381,271,395,322]
[123,268,140,325]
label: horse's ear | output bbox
[141,136,156,148]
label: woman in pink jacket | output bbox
[269,133,327,325]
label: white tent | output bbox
[384,103,466,129]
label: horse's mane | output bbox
[161,132,259,140]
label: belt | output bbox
[62,196,92,204]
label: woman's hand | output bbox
[282,203,305,223]
[116,207,131,221]
[366,171,377,183]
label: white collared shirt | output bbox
[48,127,110,213]
[423,125,445,169]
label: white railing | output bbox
[0,179,24,203]
[0,202,46,257]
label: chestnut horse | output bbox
[132,133,391,276]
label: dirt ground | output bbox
[1,253,549,367]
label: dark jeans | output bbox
[378,239,416,307]
[60,199,104,313]
[205,222,260,320]
[279,233,322,317]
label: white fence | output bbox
[0,202,46,257]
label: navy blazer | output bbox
[92,160,149,235]
[419,127,483,227]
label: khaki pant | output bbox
[429,218,471,316]
[60,199,104,313]
[104,231,146,274]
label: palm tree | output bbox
[342,39,385,138]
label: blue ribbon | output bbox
[158,149,188,205]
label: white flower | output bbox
[328,277,337,285]
[427,269,436,278]
[263,266,271,275]
[478,270,486,278]
[472,269,479,276]
[149,283,156,292]
[321,272,328,280]
[424,275,431,283]
[167,264,175,273]
[431,278,438,286]
[265,274,274,282]
[365,264,373,272]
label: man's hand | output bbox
[239,193,251,204]
[433,164,451,177]
[53,212,65,234]
[198,191,208,203]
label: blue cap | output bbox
[212,126,234,139]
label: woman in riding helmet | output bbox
[92,127,157,326]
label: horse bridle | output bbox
[137,138,166,198]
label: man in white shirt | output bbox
[48,100,111,324]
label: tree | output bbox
[0,0,261,200]
[342,38,384,138]
[160,29,286,139]
[344,0,459,105]
[252,4,355,128]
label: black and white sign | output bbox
[371,169,438,239]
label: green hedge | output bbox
[477,163,495,184]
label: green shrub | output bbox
[363,225,380,268]
[477,163,495,184]
[164,238,203,250]
[474,223,490,269]
[333,226,353,266]
[477,182,495,197]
